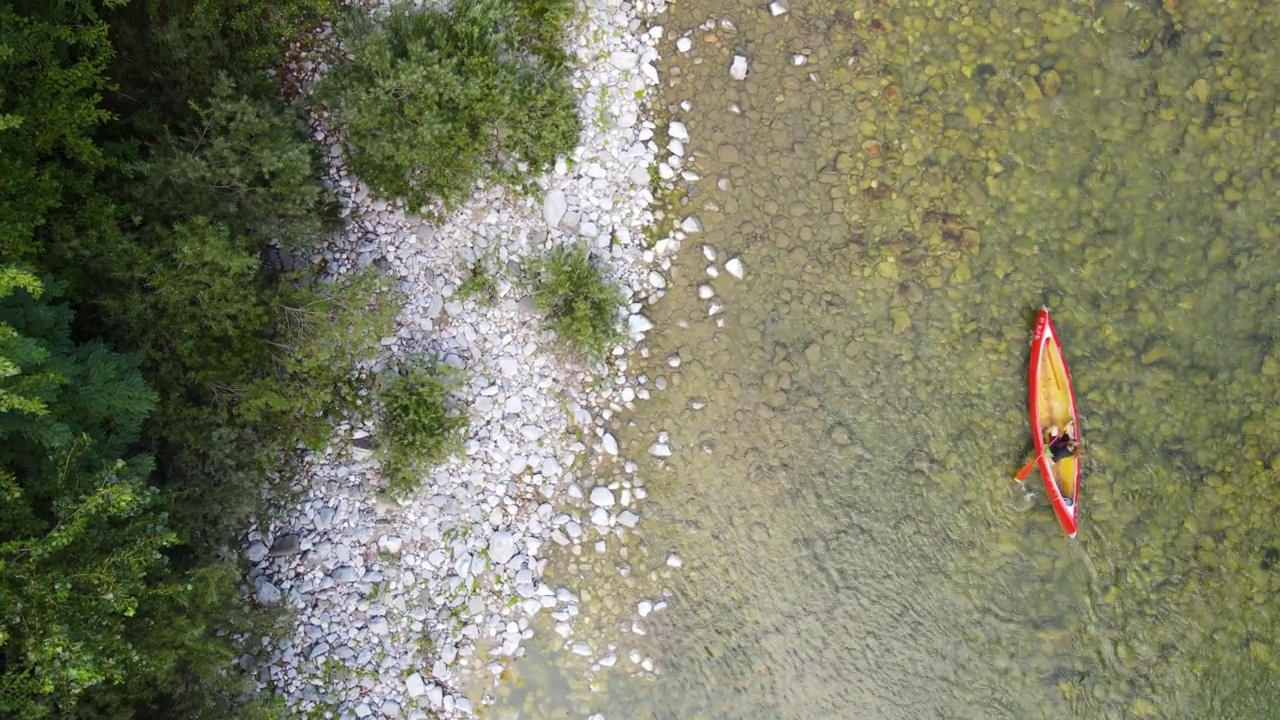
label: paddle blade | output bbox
[1014,458,1038,483]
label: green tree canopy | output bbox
[0,2,116,259]
[0,267,171,717]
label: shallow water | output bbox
[487,0,1280,717]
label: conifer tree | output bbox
[0,267,174,717]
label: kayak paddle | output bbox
[1014,452,1047,483]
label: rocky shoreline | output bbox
[239,0,688,717]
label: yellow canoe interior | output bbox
[1037,337,1077,498]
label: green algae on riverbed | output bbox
[483,0,1280,718]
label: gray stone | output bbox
[590,486,615,508]
[590,507,610,527]
[541,456,562,477]
[543,189,567,228]
[331,566,359,583]
[406,672,427,697]
[245,541,268,563]
[269,534,301,557]
[628,314,654,334]
[608,50,639,69]
[315,506,336,530]
[253,576,281,604]
[488,531,517,564]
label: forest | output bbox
[0,0,582,717]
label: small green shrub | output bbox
[317,0,580,212]
[376,362,468,497]
[456,264,498,305]
[270,269,400,447]
[529,245,624,359]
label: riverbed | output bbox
[486,0,1280,717]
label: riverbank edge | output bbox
[240,0,683,718]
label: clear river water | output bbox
[484,0,1280,717]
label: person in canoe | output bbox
[1045,421,1079,462]
[1013,420,1082,485]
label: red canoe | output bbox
[1027,307,1081,538]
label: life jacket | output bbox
[1048,431,1073,461]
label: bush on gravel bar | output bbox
[319,0,581,213]
[376,361,468,498]
[530,245,624,360]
